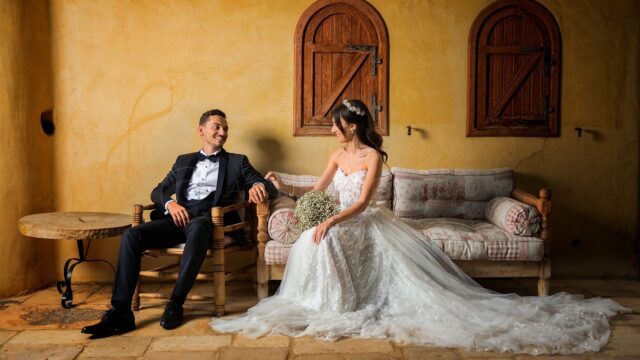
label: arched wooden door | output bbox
[294,0,389,136]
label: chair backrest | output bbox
[391,167,513,220]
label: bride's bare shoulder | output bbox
[331,147,348,159]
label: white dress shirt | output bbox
[164,149,220,212]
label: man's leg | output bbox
[111,218,184,309]
[170,216,213,304]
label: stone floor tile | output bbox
[455,349,515,359]
[613,297,640,313]
[7,329,89,344]
[0,343,83,360]
[402,346,461,360]
[611,312,640,327]
[349,348,404,359]
[81,336,152,357]
[0,331,16,346]
[293,355,348,360]
[220,347,288,360]
[123,311,215,337]
[21,284,96,306]
[0,304,108,330]
[142,351,217,360]
[293,338,393,354]
[84,285,114,305]
[233,335,289,348]
[513,355,592,359]
[149,335,231,351]
[599,325,640,357]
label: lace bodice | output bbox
[332,168,366,210]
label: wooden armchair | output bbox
[131,200,269,317]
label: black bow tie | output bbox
[197,152,219,163]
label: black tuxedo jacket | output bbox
[150,149,278,217]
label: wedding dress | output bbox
[211,169,628,354]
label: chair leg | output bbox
[132,279,141,311]
[212,208,225,317]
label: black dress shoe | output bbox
[160,300,184,330]
[81,308,135,338]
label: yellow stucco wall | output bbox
[10,0,633,287]
[0,0,56,297]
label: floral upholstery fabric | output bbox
[402,217,544,261]
[391,168,513,219]
[265,240,293,265]
[485,197,541,236]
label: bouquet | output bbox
[293,191,338,231]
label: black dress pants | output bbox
[111,216,212,309]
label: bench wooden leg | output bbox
[538,258,551,296]
[257,282,268,300]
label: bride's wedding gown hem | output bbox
[211,169,628,355]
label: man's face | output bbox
[199,115,228,149]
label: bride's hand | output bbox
[264,171,283,190]
[313,218,335,244]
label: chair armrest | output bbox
[132,203,156,226]
[511,188,552,216]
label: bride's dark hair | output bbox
[332,99,388,163]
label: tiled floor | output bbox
[1,278,639,359]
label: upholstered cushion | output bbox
[485,197,541,236]
[268,197,302,245]
[265,240,293,265]
[402,217,543,261]
[174,235,234,249]
[392,168,513,219]
[270,170,393,209]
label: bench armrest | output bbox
[511,188,552,216]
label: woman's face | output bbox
[331,117,354,144]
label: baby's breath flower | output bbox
[293,191,338,231]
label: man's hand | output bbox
[248,183,269,204]
[167,201,190,227]
[264,171,283,190]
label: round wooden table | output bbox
[19,212,131,308]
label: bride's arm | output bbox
[265,149,340,198]
[312,149,341,192]
[313,151,382,243]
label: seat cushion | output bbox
[392,167,513,219]
[173,235,235,249]
[265,240,293,265]
[401,217,544,261]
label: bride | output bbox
[211,99,628,354]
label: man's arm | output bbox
[240,155,278,200]
[150,158,179,211]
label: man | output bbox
[82,109,277,338]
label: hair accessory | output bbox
[342,100,365,116]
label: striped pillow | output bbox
[485,197,540,236]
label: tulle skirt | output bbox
[211,206,629,355]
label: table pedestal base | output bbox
[56,239,115,308]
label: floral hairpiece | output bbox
[342,100,365,116]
